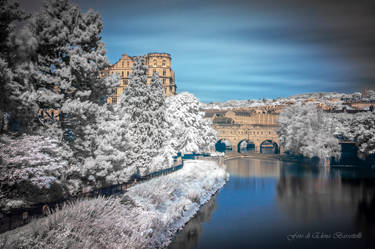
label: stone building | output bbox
[347,101,375,111]
[103,52,177,104]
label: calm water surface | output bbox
[169,157,375,249]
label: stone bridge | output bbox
[213,123,281,153]
[205,109,283,153]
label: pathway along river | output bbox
[169,157,375,249]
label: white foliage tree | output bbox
[148,73,167,155]
[83,71,171,186]
[15,0,119,162]
[0,134,75,210]
[346,112,375,158]
[81,101,135,188]
[0,0,28,133]
[1,0,120,196]
[366,89,375,101]
[323,111,375,159]
[166,92,217,154]
[277,103,341,161]
[118,56,158,176]
[148,72,171,171]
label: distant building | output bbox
[348,101,375,111]
[362,88,367,99]
[102,52,177,104]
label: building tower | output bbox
[362,88,367,99]
[103,52,177,104]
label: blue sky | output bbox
[20,0,375,102]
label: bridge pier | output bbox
[254,142,261,153]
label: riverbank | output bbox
[0,160,228,249]
[225,152,374,168]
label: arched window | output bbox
[153,59,157,67]
[162,60,166,67]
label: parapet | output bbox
[147,52,171,58]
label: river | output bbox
[169,157,375,249]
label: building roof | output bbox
[108,52,172,67]
[204,112,216,118]
[234,111,253,116]
[213,116,234,124]
[147,52,171,57]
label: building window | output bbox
[153,69,156,74]
[122,61,124,67]
[153,59,157,67]
[121,71,124,77]
[163,79,166,84]
[127,61,130,67]
[162,60,166,67]
[163,69,166,76]
[127,71,129,76]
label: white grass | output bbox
[0,160,228,249]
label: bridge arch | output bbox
[260,140,279,154]
[215,139,233,152]
[237,139,256,153]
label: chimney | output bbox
[362,88,367,99]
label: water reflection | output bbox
[277,167,355,223]
[225,158,281,178]
[169,193,218,249]
[356,185,375,241]
[169,157,375,249]
[277,166,375,222]
[277,166,375,246]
